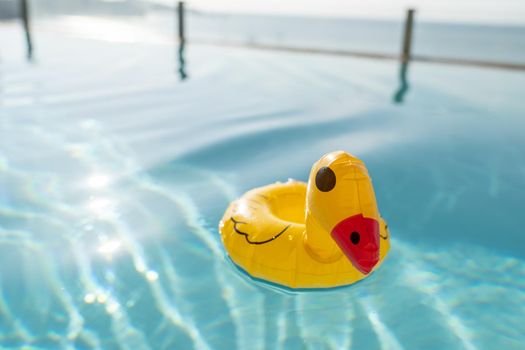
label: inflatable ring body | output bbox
[219,151,390,289]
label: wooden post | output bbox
[20,0,33,60]
[401,9,415,63]
[177,1,185,43]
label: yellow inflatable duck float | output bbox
[219,151,390,289]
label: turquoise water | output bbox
[1,16,525,349]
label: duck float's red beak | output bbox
[331,214,380,274]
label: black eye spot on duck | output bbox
[315,166,336,192]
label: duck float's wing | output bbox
[221,189,291,245]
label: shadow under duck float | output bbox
[219,151,390,289]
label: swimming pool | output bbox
[1,18,524,349]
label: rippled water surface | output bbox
[1,17,525,350]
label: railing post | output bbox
[177,1,185,43]
[401,9,415,63]
[20,0,33,60]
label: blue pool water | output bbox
[1,15,525,349]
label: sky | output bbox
[152,0,525,25]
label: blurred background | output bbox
[1,1,524,349]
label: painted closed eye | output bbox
[315,166,336,192]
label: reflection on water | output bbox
[178,39,187,81]
[20,0,33,61]
[393,62,410,104]
[177,1,188,81]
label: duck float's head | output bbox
[305,151,389,275]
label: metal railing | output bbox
[8,1,525,75]
[175,2,525,72]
